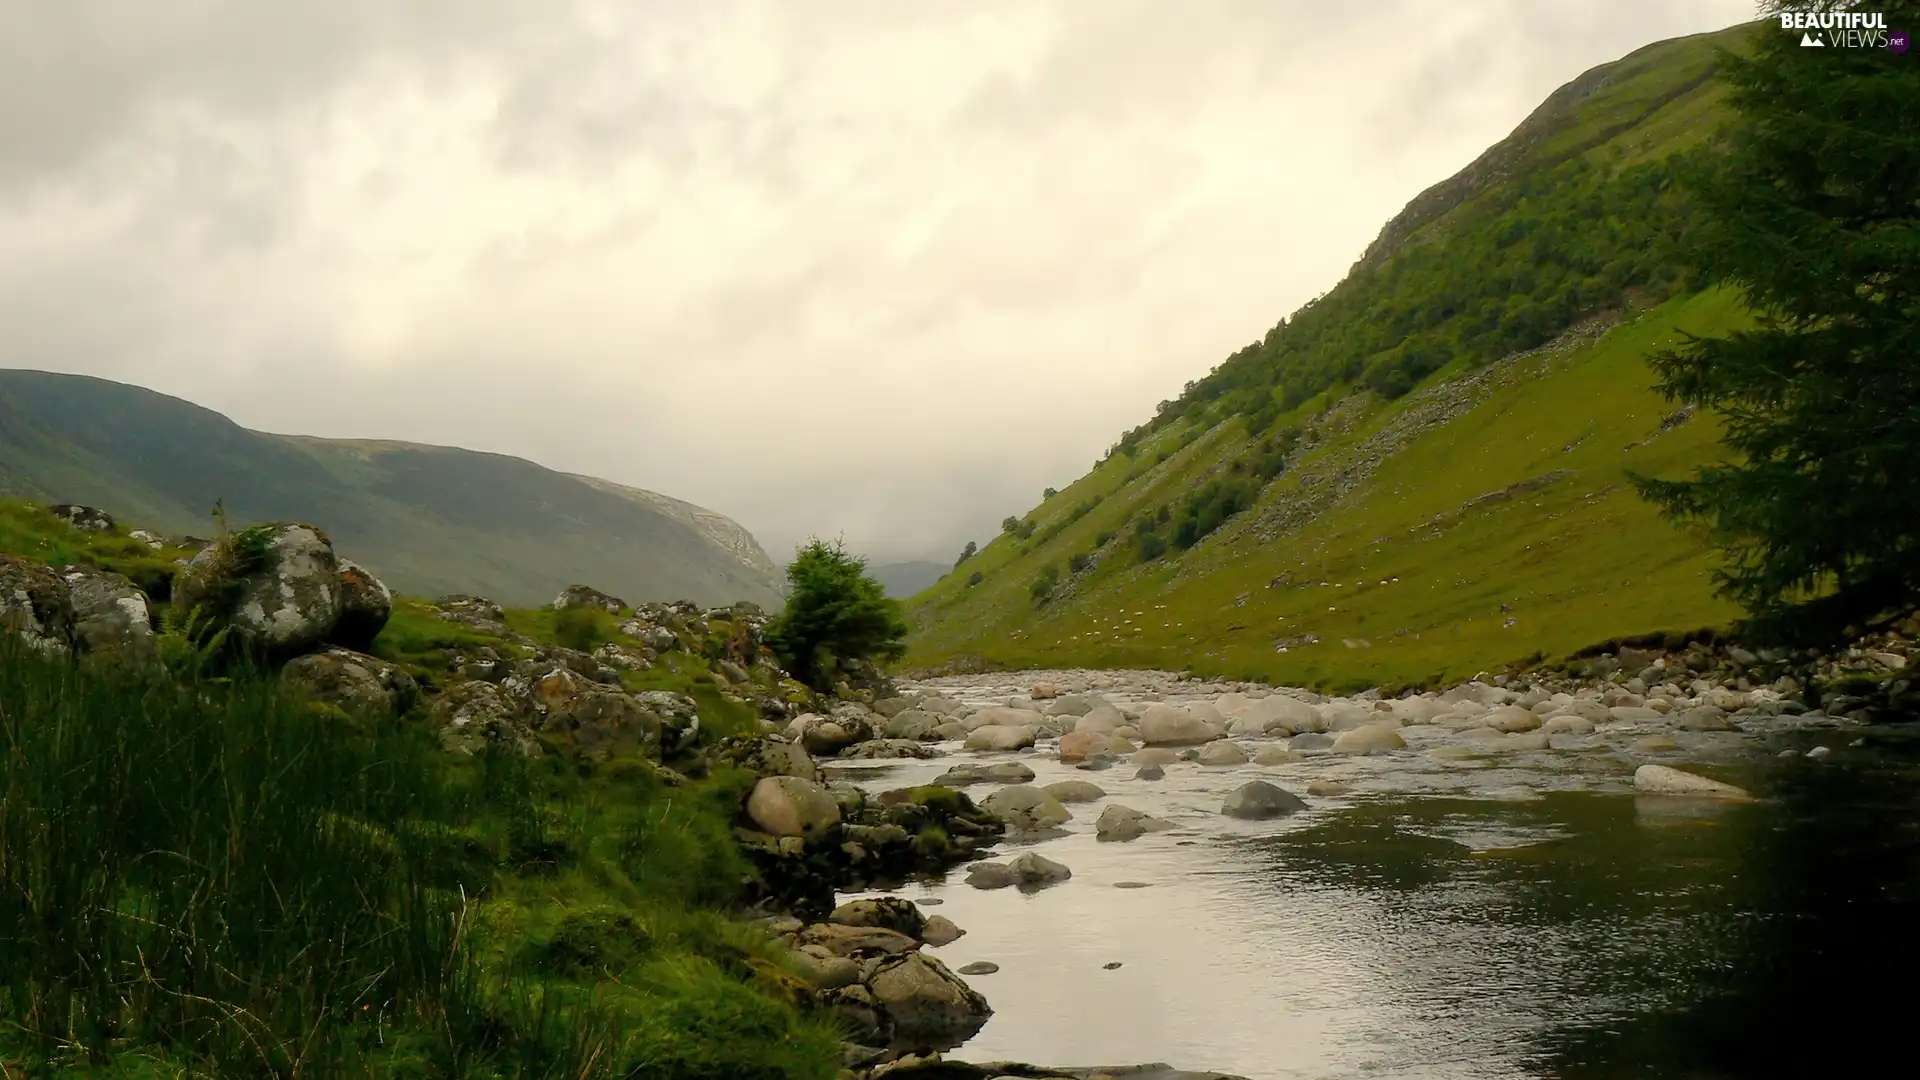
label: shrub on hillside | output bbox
[1068,553,1093,574]
[966,570,983,587]
[765,539,908,691]
[1029,564,1061,605]
[554,605,616,652]
[954,540,976,567]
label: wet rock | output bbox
[1306,780,1351,796]
[172,523,343,658]
[61,565,154,662]
[820,984,891,1047]
[1047,693,1096,717]
[793,947,862,990]
[1330,723,1406,754]
[747,776,843,839]
[957,961,999,975]
[281,647,419,718]
[1539,715,1595,735]
[965,725,1038,752]
[1138,704,1221,746]
[1251,745,1299,765]
[1288,732,1335,751]
[842,738,942,760]
[1806,745,1832,760]
[796,922,921,959]
[1134,764,1166,780]
[328,560,393,650]
[966,863,1015,890]
[1042,779,1107,803]
[979,785,1071,831]
[1486,705,1541,733]
[1096,804,1174,842]
[1630,734,1683,754]
[935,762,1034,787]
[886,709,944,740]
[830,897,928,939]
[1633,764,1753,800]
[1221,780,1307,820]
[1004,851,1072,887]
[1677,705,1732,731]
[1130,747,1184,766]
[1196,741,1249,766]
[921,915,965,947]
[0,555,74,654]
[866,952,993,1051]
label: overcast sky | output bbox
[0,0,1756,563]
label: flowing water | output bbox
[832,703,1920,1079]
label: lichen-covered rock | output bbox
[719,734,820,783]
[528,668,664,757]
[864,952,993,1051]
[552,584,627,613]
[172,524,342,657]
[1,555,74,654]
[747,775,843,839]
[829,897,928,940]
[282,647,420,718]
[328,560,392,651]
[61,565,154,662]
[430,680,539,756]
[50,504,115,532]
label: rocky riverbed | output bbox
[762,628,1917,1078]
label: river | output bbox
[830,681,1920,1080]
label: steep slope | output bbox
[907,23,1761,688]
[0,370,784,608]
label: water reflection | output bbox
[841,727,1920,1079]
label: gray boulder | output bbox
[51,504,116,532]
[172,524,343,658]
[1005,851,1072,887]
[1138,704,1220,746]
[61,565,154,662]
[746,775,843,839]
[1042,779,1107,803]
[829,897,927,939]
[1,555,74,654]
[1096,804,1174,842]
[865,952,993,1051]
[1221,780,1308,820]
[281,648,420,718]
[551,584,627,613]
[431,681,538,756]
[329,560,393,651]
[979,785,1071,831]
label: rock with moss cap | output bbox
[172,523,343,658]
[282,648,420,719]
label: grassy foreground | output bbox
[0,641,839,1078]
[907,291,1747,690]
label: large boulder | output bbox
[964,724,1037,751]
[1633,764,1753,800]
[1138,704,1220,746]
[885,709,943,741]
[1073,703,1128,733]
[746,775,843,839]
[963,705,1044,732]
[1221,780,1308,820]
[51,504,116,532]
[172,524,343,658]
[1042,779,1106,803]
[829,897,928,940]
[529,670,664,757]
[1331,723,1407,754]
[1197,740,1249,766]
[552,584,627,613]
[328,560,393,651]
[61,565,154,662]
[1,555,75,654]
[865,953,993,1051]
[281,648,420,718]
[1058,728,1126,762]
[1258,697,1324,734]
[979,785,1071,831]
[431,681,538,756]
[1096,804,1174,842]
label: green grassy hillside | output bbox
[907,24,1763,689]
[0,370,783,608]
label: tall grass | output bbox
[0,641,839,1078]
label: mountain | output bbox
[868,560,950,600]
[904,24,1760,690]
[0,369,784,608]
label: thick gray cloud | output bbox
[0,0,1757,563]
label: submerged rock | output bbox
[1633,764,1753,800]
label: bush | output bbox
[1067,553,1093,574]
[953,540,976,567]
[1095,530,1117,547]
[966,571,983,587]
[1138,533,1168,562]
[1000,516,1020,535]
[1029,564,1061,605]
[764,539,907,691]
[1042,487,1058,500]
[554,605,615,652]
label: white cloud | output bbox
[0,0,1758,563]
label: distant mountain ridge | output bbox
[0,369,784,608]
